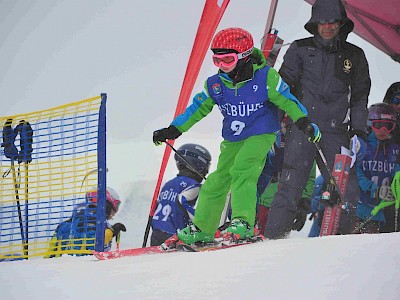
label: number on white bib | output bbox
[231,120,245,136]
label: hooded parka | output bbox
[266,0,371,239]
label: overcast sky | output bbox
[1,0,398,196]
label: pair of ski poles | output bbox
[2,119,32,258]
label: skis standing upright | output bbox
[319,154,352,236]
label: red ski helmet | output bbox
[368,103,397,122]
[211,28,254,59]
[86,187,121,213]
[368,103,397,137]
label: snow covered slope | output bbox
[2,232,400,300]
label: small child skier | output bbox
[150,143,211,246]
[46,187,126,257]
[354,103,400,233]
[153,27,321,244]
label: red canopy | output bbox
[304,0,400,63]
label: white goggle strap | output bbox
[237,47,254,60]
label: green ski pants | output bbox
[194,133,277,235]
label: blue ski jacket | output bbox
[356,132,400,222]
[46,203,112,257]
[152,175,201,235]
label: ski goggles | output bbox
[370,120,396,133]
[212,53,239,68]
[318,19,340,24]
[212,47,253,68]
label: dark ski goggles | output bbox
[371,120,396,132]
[318,19,340,24]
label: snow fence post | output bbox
[95,93,107,252]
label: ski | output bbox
[175,234,265,253]
[90,235,182,260]
[91,233,265,260]
[319,154,352,236]
[90,246,178,260]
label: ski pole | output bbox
[79,168,109,193]
[391,171,400,232]
[351,200,395,234]
[24,163,29,256]
[10,161,28,257]
[165,141,207,181]
[315,142,344,203]
[351,215,374,234]
[116,232,121,251]
[16,120,33,258]
[2,119,28,257]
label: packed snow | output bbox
[2,182,400,300]
[2,231,400,299]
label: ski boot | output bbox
[224,219,254,241]
[160,234,182,251]
[177,224,215,245]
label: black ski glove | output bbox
[14,121,33,164]
[111,223,126,237]
[320,183,341,206]
[1,119,18,160]
[292,197,311,231]
[295,117,321,143]
[153,125,182,145]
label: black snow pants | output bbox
[265,125,360,239]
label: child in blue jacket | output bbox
[151,144,212,246]
[355,103,400,233]
[46,187,126,257]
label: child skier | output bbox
[354,103,400,233]
[150,143,211,246]
[153,27,321,244]
[46,187,126,257]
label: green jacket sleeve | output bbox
[171,83,215,133]
[301,161,316,199]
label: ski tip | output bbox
[90,250,106,260]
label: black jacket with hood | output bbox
[279,0,371,135]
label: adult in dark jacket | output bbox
[265,0,371,239]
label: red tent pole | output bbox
[142,0,230,248]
